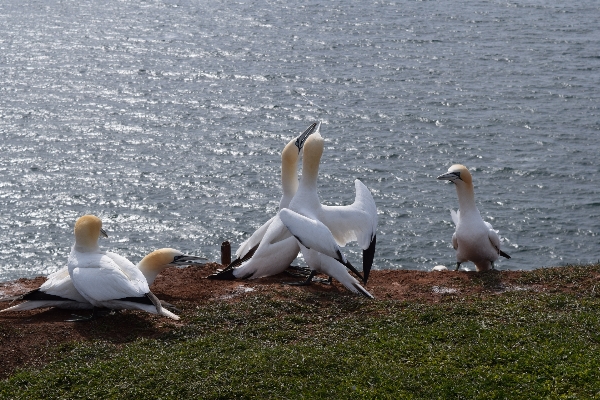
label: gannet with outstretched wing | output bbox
[279,128,377,297]
[437,164,511,272]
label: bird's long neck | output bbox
[455,183,478,214]
[137,265,161,285]
[280,141,299,198]
[137,258,169,286]
[74,234,100,252]
[299,140,322,191]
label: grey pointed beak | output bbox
[172,254,207,266]
[100,228,109,238]
[437,171,461,181]
[294,121,321,152]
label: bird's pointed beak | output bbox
[437,171,461,182]
[99,228,108,238]
[295,121,320,152]
[172,254,207,266]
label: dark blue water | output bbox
[0,0,598,281]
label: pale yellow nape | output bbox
[301,132,324,176]
[139,248,180,272]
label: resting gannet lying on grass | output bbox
[1,248,204,313]
[210,122,319,280]
[279,129,377,298]
[66,215,183,320]
[437,164,511,272]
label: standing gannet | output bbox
[67,215,180,320]
[279,129,377,297]
[437,164,511,271]
[1,248,204,313]
[210,123,319,280]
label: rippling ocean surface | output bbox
[0,0,598,281]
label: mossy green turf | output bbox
[2,265,600,399]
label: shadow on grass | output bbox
[463,269,504,291]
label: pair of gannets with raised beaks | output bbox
[1,215,204,319]
[437,164,511,272]
[279,126,377,298]
[212,122,377,298]
[209,123,318,280]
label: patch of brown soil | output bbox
[0,262,590,379]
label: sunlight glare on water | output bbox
[0,0,598,281]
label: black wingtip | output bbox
[21,289,77,302]
[229,243,260,270]
[342,259,364,283]
[335,248,365,283]
[499,250,511,259]
[207,268,237,280]
[362,235,376,284]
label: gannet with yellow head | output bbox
[210,123,319,280]
[1,247,203,313]
[66,215,181,320]
[437,164,511,272]
[278,127,377,298]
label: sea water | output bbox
[0,0,598,281]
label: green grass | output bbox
[3,270,600,399]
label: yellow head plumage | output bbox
[447,164,473,186]
[301,130,324,178]
[74,215,107,249]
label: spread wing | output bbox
[319,180,377,250]
[279,208,347,264]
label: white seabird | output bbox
[233,122,318,261]
[1,248,204,313]
[66,215,181,320]
[437,164,511,272]
[279,129,377,298]
[210,123,319,280]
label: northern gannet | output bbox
[437,164,511,272]
[210,123,319,280]
[2,247,203,313]
[66,215,181,320]
[279,129,377,297]
[233,122,318,261]
[1,248,204,313]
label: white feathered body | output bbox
[232,216,300,279]
[68,248,149,307]
[451,208,502,271]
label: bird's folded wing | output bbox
[235,216,276,259]
[279,208,345,263]
[488,228,502,252]
[40,267,87,302]
[452,232,458,251]
[72,256,149,302]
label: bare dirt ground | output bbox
[0,262,596,379]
